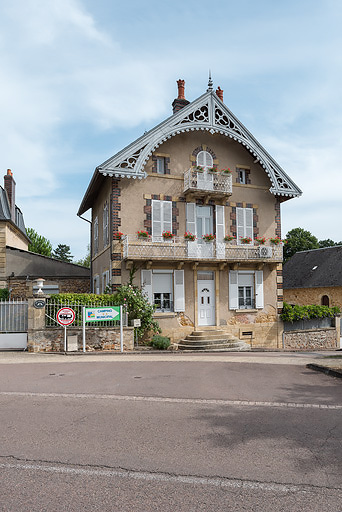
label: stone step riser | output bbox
[178,345,247,351]
[181,339,237,346]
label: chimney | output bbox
[4,169,16,222]
[216,87,224,102]
[172,79,190,114]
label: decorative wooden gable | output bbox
[98,89,302,199]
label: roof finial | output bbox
[207,70,213,91]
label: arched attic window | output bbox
[321,295,330,307]
[197,150,213,170]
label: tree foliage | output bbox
[283,228,342,262]
[53,244,73,263]
[26,228,53,257]
[318,238,342,248]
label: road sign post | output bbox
[56,307,76,352]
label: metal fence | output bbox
[45,299,128,328]
[0,299,28,332]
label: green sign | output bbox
[85,306,120,322]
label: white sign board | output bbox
[85,307,120,322]
[133,319,141,327]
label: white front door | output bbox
[198,276,215,326]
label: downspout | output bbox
[77,214,92,292]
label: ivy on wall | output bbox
[281,302,340,323]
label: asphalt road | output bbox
[0,353,341,511]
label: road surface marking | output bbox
[0,391,341,409]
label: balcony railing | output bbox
[122,236,283,262]
[184,168,232,196]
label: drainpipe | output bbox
[77,214,92,292]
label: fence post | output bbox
[27,294,49,352]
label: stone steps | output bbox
[178,330,251,352]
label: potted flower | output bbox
[162,230,174,240]
[202,233,215,242]
[240,236,252,244]
[194,165,204,173]
[113,232,124,241]
[184,232,196,241]
[207,166,218,173]
[137,230,150,239]
[255,236,266,245]
[223,235,235,242]
[221,168,232,175]
[269,236,282,245]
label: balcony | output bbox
[184,168,232,199]
[122,236,283,263]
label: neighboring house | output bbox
[78,78,301,346]
[0,169,90,297]
[283,246,342,309]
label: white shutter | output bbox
[162,201,172,233]
[245,208,254,242]
[229,271,239,309]
[141,270,153,304]
[255,270,264,309]
[152,200,162,238]
[215,205,225,242]
[236,208,244,244]
[174,270,185,312]
[186,203,197,236]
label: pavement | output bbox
[0,349,341,378]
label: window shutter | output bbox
[174,270,185,312]
[236,208,244,244]
[152,200,162,238]
[186,203,197,236]
[162,201,172,234]
[141,270,153,304]
[215,205,225,242]
[229,271,239,310]
[255,270,264,309]
[245,208,254,242]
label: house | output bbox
[0,169,90,297]
[78,78,302,347]
[283,246,342,309]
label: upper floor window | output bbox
[236,207,253,244]
[196,150,213,171]
[237,168,246,184]
[152,200,172,239]
[103,202,109,247]
[156,157,166,174]
[93,216,99,255]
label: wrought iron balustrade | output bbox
[184,168,232,195]
[122,236,283,262]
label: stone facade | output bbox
[284,286,342,310]
[283,328,338,351]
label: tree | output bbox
[26,228,53,257]
[53,244,73,263]
[283,228,319,262]
[318,239,342,248]
[74,245,90,268]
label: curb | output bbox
[306,363,342,379]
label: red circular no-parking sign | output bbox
[56,307,75,326]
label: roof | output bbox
[283,246,342,289]
[0,186,28,240]
[6,246,90,279]
[78,88,302,215]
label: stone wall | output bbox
[283,328,338,351]
[28,326,134,353]
[9,277,90,299]
[283,286,342,309]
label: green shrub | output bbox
[148,335,171,350]
[0,288,9,300]
[281,302,340,323]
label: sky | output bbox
[0,0,341,260]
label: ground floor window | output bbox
[141,269,185,312]
[229,270,263,310]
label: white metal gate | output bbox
[0,299,28,350]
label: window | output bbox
[196,150,213,170]
[229,270,264,310]
[156,157,166,174]
[152,200,172,239]
[237,168,246,184]
[236,207,253,244]
[102,270,110,293]
[141,269,185,312]
[93,216,99,255]
[321,295,330,306]
[93,274,100,294]
[103,202,109,247]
